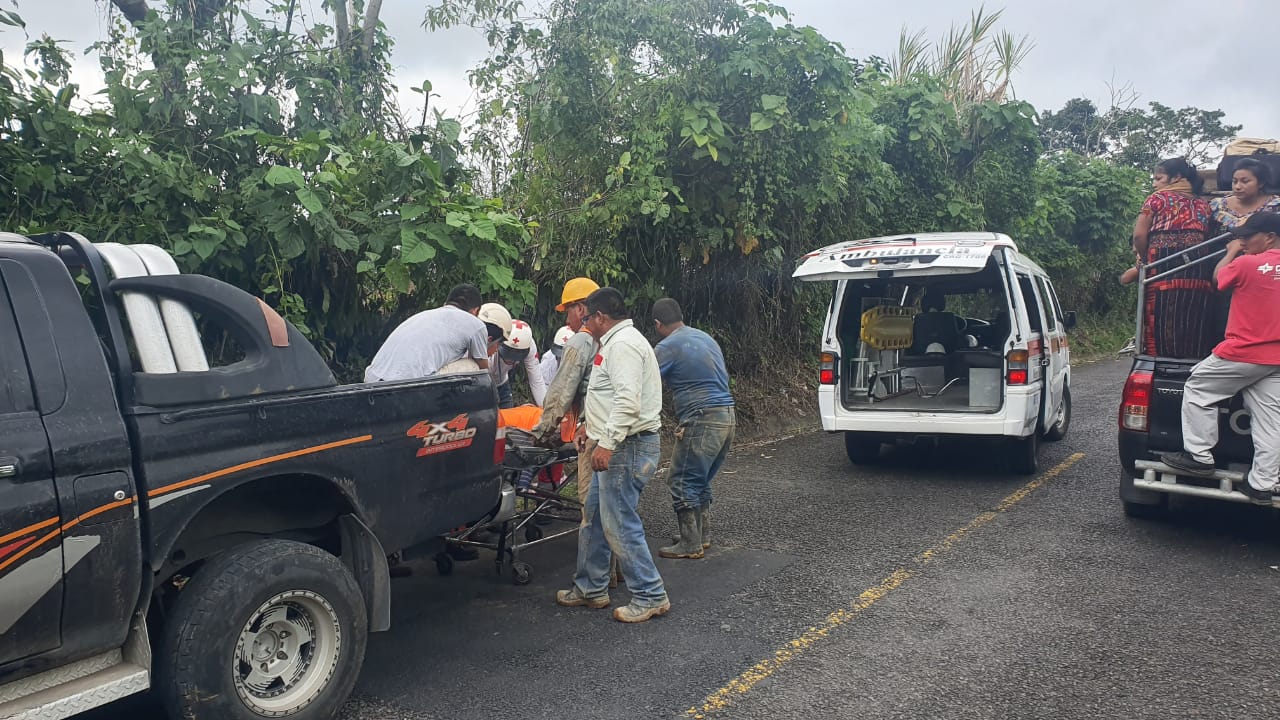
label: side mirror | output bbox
[1063,311,1078,330]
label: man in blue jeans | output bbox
[650,298,735,559]
[556,288,670,623]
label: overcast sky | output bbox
[3,0,1277,153]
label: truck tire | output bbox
[1122,498,1168,520]
[1044,386,1071,442]
[158,539,368,720]
[844,432,881,465]
[1009,432,1038,475]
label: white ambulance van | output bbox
[793,232,1073,474]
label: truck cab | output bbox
[0,232,504,719]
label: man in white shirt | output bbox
[555,288,669,623]
[364,284,504,382]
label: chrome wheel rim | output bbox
[233,590,342,717]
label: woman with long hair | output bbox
[1211,157,1280,230]
[1132,157,1216,358]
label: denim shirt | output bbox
[654,325,734,423]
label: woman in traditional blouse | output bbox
[1211,158,1280,231]
[1131,157,1216,358]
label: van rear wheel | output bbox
[1009,432,1039,475]
[844,432,881,465]
[1044,386,1071,441]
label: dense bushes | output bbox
[0,1,1152,380]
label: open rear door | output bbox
[793,233,1015,282]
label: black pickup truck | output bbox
[1117,233,1265,516]
[0,232,504,719]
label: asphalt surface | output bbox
[88,358,1280,720]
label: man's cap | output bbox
[556,277,600,312]
[1230,211,1280,238]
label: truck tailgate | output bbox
[1148,361,1253,462]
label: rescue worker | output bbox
[532,278,600,504]
[540,325,574,387]
[365,284,507,382]
[556,288,670,623]
[488,318,547,408]
[1160,212,1280,503]
[650,298,736,560]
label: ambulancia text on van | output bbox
[793,232,1074,474]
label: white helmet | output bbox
[478,302,513,340]
[553,325,574,348]
[504,319,534,351]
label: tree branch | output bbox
[362,0,384,58]
[327,0,350,47]
[111,0,150,24]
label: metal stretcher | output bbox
[439,426,582,584]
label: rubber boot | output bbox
[699,507,711,550]
[659,509,705,559]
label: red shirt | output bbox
[1214,248,1280,364]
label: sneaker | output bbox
[1159,452,1217,478]
[612,599,671,623]
[555,587,610,609]
[1237,480,1278,506]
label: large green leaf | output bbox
[400,227,437,264]
[265,165,305,188]
[295,188,324,214]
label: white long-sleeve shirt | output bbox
[489,336,547,406]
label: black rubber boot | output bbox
[659,509,704,559]
[699,506,711,550]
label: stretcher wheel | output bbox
[512,561,532,585]
[435,552,455,576]
[525,525,543,542]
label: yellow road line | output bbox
[687,451,1087,719]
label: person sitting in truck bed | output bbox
[1160,212,1280,504]
[1211,158,1280,231]
[364,283,505,382]
[1131,157,1217,359]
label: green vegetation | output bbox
[2,1,1221,382]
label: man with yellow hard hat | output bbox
[534,278,620,583]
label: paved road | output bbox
[91,358,1280,719]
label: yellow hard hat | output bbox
[556,277,600,312]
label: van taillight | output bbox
[1006,349,1028,385]
[1120,370,1153,432]
[819,352,837,385]
[494,427,507,465]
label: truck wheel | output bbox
[1122,498,1168,520]
[844,432,881,465]
[1044,386,1071,441]
[159,539,367,720]
[1009,432,1039,475]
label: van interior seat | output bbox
[900,310,965,367]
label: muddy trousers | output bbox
[572,433,668,608]
[1182,354,1280,491]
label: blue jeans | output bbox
[497,381,514,409]
[573,433,667,607]
[668,407,735,512]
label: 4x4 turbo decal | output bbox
[408,414,477,457]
